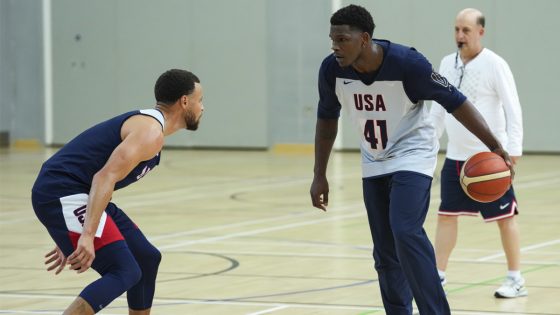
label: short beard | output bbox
[185,110,200,131]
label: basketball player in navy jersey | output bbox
[32,69,203,314]
[309,5,513,315]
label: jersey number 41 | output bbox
[364,119,388,150]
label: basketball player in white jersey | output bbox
[430,8,525,298]
[310,4,513,314]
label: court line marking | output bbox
[476,239,560,262]
[453,258,559,265]
[115,174,328,208]
[245,305,289,315]
[162,249,559,266]
[0,311,122,315]
[0,293,385,312]
[161,236,560,256]
[0,292,548,315]
[195,240,560,255]
[159,208,365,250]
[164,249,372,259]
[149,202,361,241]
[171,238,370,249]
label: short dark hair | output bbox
[154,69,200,105]
[330,4,375,37]
[476,15,485,28]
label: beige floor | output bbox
[0,147,559,315]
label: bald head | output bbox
[457,8,485,28]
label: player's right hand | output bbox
[310,175,329,211]
[492,148,515,180]
[45,246,67,275]
[67,234,95,273]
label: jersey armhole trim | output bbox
[139,109,165,130]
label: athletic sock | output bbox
[507,270,521,280]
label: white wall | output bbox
[2,0,559,152]
[50,0,268,148]
[338,0,560,152]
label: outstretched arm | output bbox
[310,118,338,211]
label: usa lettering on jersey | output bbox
[60,193,107,237]
[353,94,387,111]
[73,205,87,225]
[353,93,389,149]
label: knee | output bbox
[136,245,162,271]
[147,246,162,267]
[392,228,419,245]
[497,216,517,231]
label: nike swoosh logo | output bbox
[500,203,510,210]
[343,80,353,84]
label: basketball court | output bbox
[1,148,559,314]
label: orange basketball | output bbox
[460,152,512,203]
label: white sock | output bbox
[507,270,521,280]
[438,269,446,279]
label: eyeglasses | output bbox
[455,51,465,89]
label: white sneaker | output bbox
[494,277,528,298]
[440,276,447,287]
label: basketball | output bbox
[460,152,512,203]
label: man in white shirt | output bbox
[430,8,526,298]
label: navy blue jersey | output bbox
[33,109,164,197]
[317,40,466,177]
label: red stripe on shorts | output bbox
[68,215,124,251]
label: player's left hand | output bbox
[45,246,67,275]
[67,234,95,273]
[492,148,515,180]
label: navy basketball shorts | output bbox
[31,190,127,257]
[438,158,518,222]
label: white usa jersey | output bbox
[318,40,466,178]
